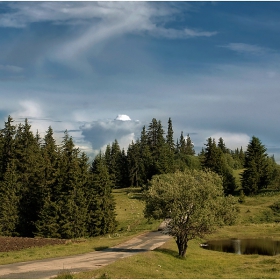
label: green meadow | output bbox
[2,183,280,278]
[75,188,280,279]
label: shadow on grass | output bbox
[94,246,109,251]
[154,248,185,260]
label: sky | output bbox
[1,1,280,161]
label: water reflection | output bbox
[201,238,280,256]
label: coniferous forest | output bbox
[0,116,280,238]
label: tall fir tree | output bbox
[15,119,44,237]
[127,140,142,187]
[166,118,175,152]
[56,131,88,238]
[0,116,16,180]
[202,137,236,195]
[242,136,270,195]
[90,154,118,236]
[0,160,21,236]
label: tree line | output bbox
[0,116,279,238]
[0,116,117,238]
[95,117,280,196]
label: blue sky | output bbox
[1,1,280,160]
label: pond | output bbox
[200,238,280,256]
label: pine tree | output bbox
[15,119,44,237]
[119,149,130,187]
[202,137,236,195]
[139,126,153,183]
[186,134,195,156]
[110,140,123,187]
[127,140,142,187]
[166,117,175,152]
[0,116,16,180]
[147,118,167,175]
[90,155,117,236]
[56,131,88,238]
[202,138,222,173]
[41,126,60,197]
[218,137,227,153]
[0,161,21,236]
[242,136,270,195]
[35,194,61,238]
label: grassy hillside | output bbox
[75,190,280,279]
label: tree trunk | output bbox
[176,235,188,257]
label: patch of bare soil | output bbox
[0,236,72,252]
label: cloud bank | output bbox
[80,115,143,153]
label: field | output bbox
[75,190,280,279]
[2,184,280,278]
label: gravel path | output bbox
[0,231,171,279]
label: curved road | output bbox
[0,231,171,279]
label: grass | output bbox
[0,187,158,265]
[75,223,280,279]
[74,188,280,279]
[3,185,280,278]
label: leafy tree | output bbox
[144,169,239,257]
[242,136,270,195]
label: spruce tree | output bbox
[127,140,142,187]
[166,117,175,152]
[90,155,117,236]
[139,126,153,183]
[0,160,20,236]
[242,136,270,195]
[185,134,195,156]
[56,131,88,238]
[110,140,123,187]
[147,118,166,175]
[0,115,16,179]
[35,194,61,238]
[218,137,227,153]
[15,119,44,237]
[202,137,236,195]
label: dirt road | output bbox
[0,231,171,279]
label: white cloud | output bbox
[1,2,217,65]
[115,115,131,121]
[12,100,43,119]
[80,116,143,152]
[220,43,273,55]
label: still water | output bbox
[201,238,280,256]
